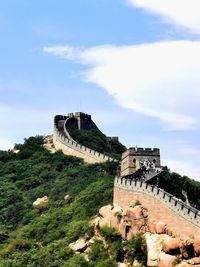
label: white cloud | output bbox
[43,46,83,61]
[126,0,200,34]
[44,41,200,131]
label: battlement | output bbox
[114,177,200,236]
[122,147,160,159]
[67,112,92,120]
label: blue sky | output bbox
[1,0,200,180]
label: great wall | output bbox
[53,113,113,163]
[52,112,200,239]
[114,178,200,239]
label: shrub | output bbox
[124,233,147,265]
[99,226,120,243]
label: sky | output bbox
[1,0,200,180]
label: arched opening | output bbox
[153,159,156,164]
[133,158,136,163]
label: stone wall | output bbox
[114,177,200,239]
[53,115,112,163]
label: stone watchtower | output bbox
[66,112,97,130]
[120,147,161,176]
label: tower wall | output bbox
[121,147,161,176]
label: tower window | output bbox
[133,158,136,163]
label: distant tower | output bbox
[65,112,97,130]
[120,147,161,176]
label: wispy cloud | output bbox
[126,0,200,34]
[44,41,200,131]
[43,46,83,61]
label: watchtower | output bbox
[65,112,97,130]
[120,147,161,176]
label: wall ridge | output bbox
[114,177,200,229]
[53,115,113,163]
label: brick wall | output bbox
[114,178,200,239]
[53,126,112,164]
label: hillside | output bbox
[0,136,200,266]
[68,128,126,160]
[0,136,118,266]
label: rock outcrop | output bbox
[69,238,87,253]
[32,196,49,207]
[97,204,200,267]
[98,203,171,239]
[43,135,56,153]
[64,194,72,203]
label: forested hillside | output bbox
[68,128,126,159]
[0,135,200,266]
[151,169,200,209]
[0,136,118,266]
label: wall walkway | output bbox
[53,115,113,164]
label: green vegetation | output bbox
[1,133,200,266]
[130,200,141,207]
[68,128,126,159]
[152,169,200,209]
[99,227,147,266]
[0,136,118,266]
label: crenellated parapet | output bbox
[53,114,113,163]
[114,177,200,237]
[124,147,160,156]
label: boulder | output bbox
[64,194,71,203]
[193,239,200,256]
[180,239,195,259]
[166,228,173,237]
[69,238,87,252]
[111,206,123,228]
[148,219,157,233]
[99,205,112,218]
[122,205,147,235]
[175,263,193,267]
[99,217,111,228]
[187,257,200,265]
[144,233,170,266]
[157,251,176,267]
[123,205,144,220]
[155,221,166,234]
[163,237,181,254]
[33,196,49,207]
[98,205,112,228]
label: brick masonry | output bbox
[114,178,200,239]
[53,114,113,163]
